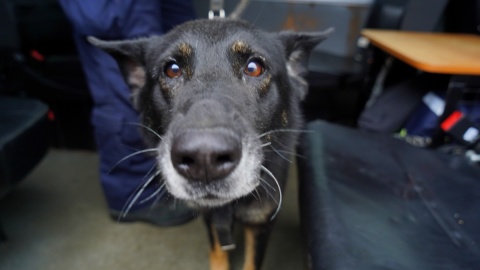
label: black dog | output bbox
[90,19,330,270]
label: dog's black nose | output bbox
[171,130,242,182]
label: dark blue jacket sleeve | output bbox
[58,0,124,38]
[59,0,195,39]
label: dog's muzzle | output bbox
[159,98,262,207]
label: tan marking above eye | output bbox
[232,41,250,54]
[178,43,192,57]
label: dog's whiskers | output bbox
[109,148,158,173]
[261,142,272,148]
[126,122,163,140]
[250,187,263,205]
[118,163,157,219]
[264,146,307,161]
[259,177,276,192]
[250,189,259,201]
[269,148,305,159]
[265,136,299,157]
[260,165,282,221]
[258,128,313,139]
[268,144,292,163]
[121,170,162,218]
[254,188,263,206]
[139,181,166,204]
[260,180,278,205]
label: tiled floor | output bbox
[0,149,304,269]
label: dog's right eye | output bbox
[165,62,182,78]
[244,60,264,77]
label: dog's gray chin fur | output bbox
[158,133,263,208]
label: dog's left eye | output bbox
[244,60,264,77]
[165,62,182,78]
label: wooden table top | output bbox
[361,29,480,75]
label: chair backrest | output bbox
[0,1,20,53]
[364,0,407,30]
[364,0,450,31]
[358,0,409,90]
[362,0,449,74]
[401,0,449,31]
[384,0,449,84]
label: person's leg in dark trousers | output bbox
[59,0,197,225]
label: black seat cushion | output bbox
[0,97,49,196]
[297,120,480,270]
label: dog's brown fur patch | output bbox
[243,227,256,270]
[281,110,289,127]
[209,225,230,270]
[258,74,271,96]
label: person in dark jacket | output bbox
[59,0,197,225]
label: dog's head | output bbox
[90,19,331,208]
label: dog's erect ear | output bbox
[278,28,333,61]
[278,28,334,100]
[87,36,149,95]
